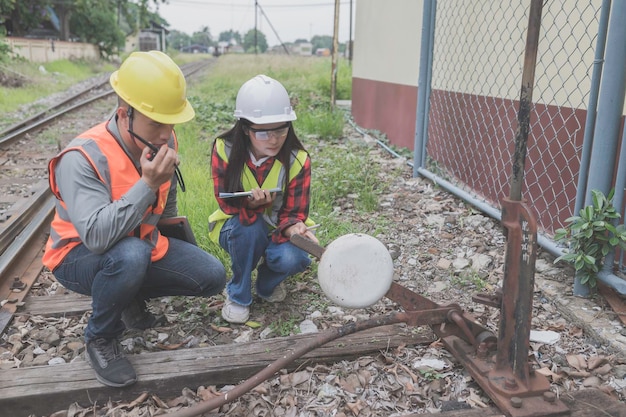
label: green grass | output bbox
[268,315,301,337]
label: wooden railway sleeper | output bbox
[158,244,569,417]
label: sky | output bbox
[153,0,355,46]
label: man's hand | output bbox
[140,146,179,192]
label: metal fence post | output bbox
[574,0,612,217]
[413,0,435,177]
[581,0,626,295]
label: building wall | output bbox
[125,33,140,53]
[5,37,99,63]
[351,0,624,152]
[351,0,626,237]
[351,0,422,149]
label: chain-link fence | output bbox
[423,0,602,238]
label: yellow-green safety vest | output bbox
[208,138,314,243]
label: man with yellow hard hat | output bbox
[43,51,226,387]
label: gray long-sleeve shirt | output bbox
[54,116,178,254]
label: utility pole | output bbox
[330,0,340,109]
[254,0,258,54]
[349,0,353,64]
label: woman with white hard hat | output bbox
[209,74,317,324]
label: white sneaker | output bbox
[221,298,249,324]
[259,282,287,303]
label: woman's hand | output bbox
[285,222,319,244]
[247,187,276,209]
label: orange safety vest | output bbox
[42,121,172,271]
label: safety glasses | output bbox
[247,123,290,141]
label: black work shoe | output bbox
[85,337,137,387]
[121,298,167,330]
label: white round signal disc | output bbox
[318,233,394,308]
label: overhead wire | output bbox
[256,1,289,54]
[158,0,352,45]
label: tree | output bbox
[1,0,52,37]
[191,26,212,47]
[311,34,333,54]
[0,0,168,60]
[242,28,267,53]
[69,0,125,57]
[167,29,191,51]
[118,0,168,32]
[219,29,241,45]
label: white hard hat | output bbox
[234,74,297,124]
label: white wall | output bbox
[5,38,99,63]
[352,0,422,87]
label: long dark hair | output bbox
[214,119,308,192]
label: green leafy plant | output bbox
[269,316,301,337]
[418,369,443,381]
[451,270,488,291]
[554,189,626,288]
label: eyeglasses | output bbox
[127,129,186,192]
[247,123,290,141]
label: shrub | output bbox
[554,189,626,288]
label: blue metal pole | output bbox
[422,1,436,169]
[584,1,626,199]
[413,0,435,177]
[575,0,626,296]
[597,119,626,295]
[574,0,611,215]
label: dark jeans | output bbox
[219,216,311,306]
[53,237,226,342]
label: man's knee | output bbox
[104,238,152,276]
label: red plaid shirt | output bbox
[212,142,312,243]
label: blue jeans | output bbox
[53,237,226,342]
[219,216,311,306]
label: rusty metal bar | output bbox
[508,0,542,201]
[498,0,542,383]
[160,312,409,417]
[444,1,570,415]
[497,200,537,383]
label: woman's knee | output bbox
[266,244,310,274]
[222,218,269,255]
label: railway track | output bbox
[0,58,427,417]
[0,59,212,334]
[0,93,426,415]
[1,58,623,417]
[0,58,450,417]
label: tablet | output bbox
[157,216,197,246]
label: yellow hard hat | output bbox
[109,51,195,124]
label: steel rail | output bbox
[0,90,116,147]
[0,182,51,255]
[0,60,210,147]
[0,77,111,139]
